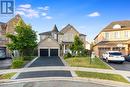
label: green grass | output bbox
[0,73,16,79]
[76,71,129,83]
[65,57,111,69]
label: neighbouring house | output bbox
[38,24,86,57]
[93,20,130,57]
[0,14,23,58]
[86,41,90,50]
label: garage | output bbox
[40,49,48,56]
[50,49,58,56]
[38,37,60,57]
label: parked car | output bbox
[124,54,130,62]
[0,50,6,59]
[102,51,125,63]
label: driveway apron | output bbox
[16,56,72,79]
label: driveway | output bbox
[107,61,130,71]
[0,59,12,69]
[30,56,64,67]
[16,56,72,79]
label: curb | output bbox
[100,58,115,70]
[1,77,130,87]
[11,57,39,79]
[59,56,77,77]
[99,58,130,82]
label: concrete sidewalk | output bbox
[0,66,130,76]
[0,66,130,80]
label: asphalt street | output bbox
[0,80,114,87]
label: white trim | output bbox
[58,48,60,56]
[39,47,59,49]
[48,48,50,56]
[63,44,65,54]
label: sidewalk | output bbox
[0,66,130,78]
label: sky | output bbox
[1,0,130,42]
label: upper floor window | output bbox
[124,31,129,38]
[113,24,121,29]
[54,33,57,39]
[114,32,120,39]
[105,32,109,40]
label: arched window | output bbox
[113,24,121,29]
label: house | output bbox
[86,41,90,50]
[93,20,130,57]
[38,24,86,57]
[0,14,23,57]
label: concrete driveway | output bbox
[0,59,12,69]
[16,56,72,79]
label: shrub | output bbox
[11,58,24,69]
[64,52,72,59]
[80,49,91,57]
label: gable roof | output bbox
[80,33,86,36]
[38,36,59,45]
[39,31,51,35]
[39,25,59,35]
[103,20,130,32]
[94,20,130,40]
[59,24,79,34]
[7,14,22,24]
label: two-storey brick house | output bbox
[93,20,130,57]
[38,24,86,57]
[0,15,23,58]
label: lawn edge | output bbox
[98,57,115,70]
[11,56,39,79]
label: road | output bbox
[0,80,114,87]
[16,56,72,79]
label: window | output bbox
[114,32,120,39]
[105,32,109,39]
[54,34,57,39]
[113,24,121,29]
[124,31,129,38]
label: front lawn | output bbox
[65,57,111,69]
[76,71,129,83]
[0,73,16,79]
